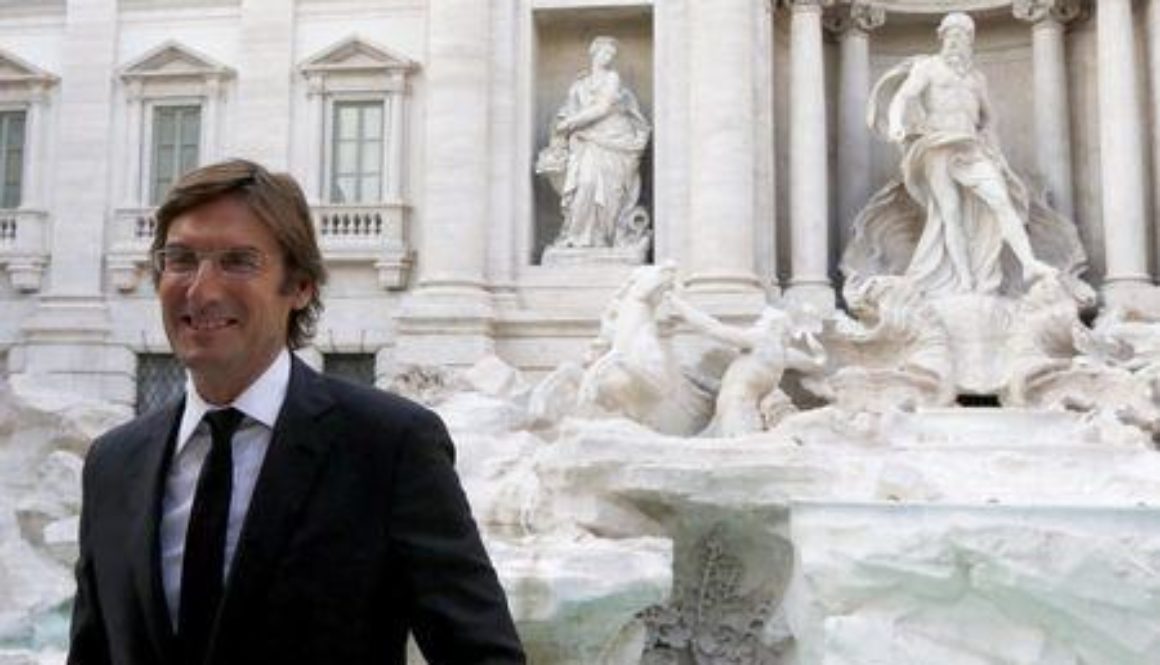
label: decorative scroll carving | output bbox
[1012,0,1084,23]
[824,2,886,34]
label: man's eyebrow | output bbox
[160,243,263,252]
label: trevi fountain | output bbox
[3,1,1160,664]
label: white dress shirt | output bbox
[160,349,291,626]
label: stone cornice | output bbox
[844,0,1003,12]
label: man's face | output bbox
[158,197,312,402]
[941,27,973,59]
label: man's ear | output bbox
[291,281,314,311]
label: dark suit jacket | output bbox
[68,356,525,665]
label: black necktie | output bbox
[178,407,244,664]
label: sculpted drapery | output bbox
[843,14,1086,299]
[537,37,651,250]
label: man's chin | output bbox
[174,346,234,374]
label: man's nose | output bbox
[184,257,226,296]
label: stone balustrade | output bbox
[105,202,412,292]
[0,208,49,293]
[106,207,158,292]
[310,202,412,289]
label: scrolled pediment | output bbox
[299,36,417,77]
[120,40,234,83]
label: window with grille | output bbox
[0,110,25,209]
[150,105,201,204]
[330,101,383,204]
[323,353,375,387]
[137,353,185,415]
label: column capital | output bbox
[824,2,886,35]
[124,78,144,103]
[1012,0,1085,25]
[304,72,325,97]
[26,81,52,106]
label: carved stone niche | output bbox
[531,6,654,266]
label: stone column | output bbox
[16,0,135,405]
[486,0,518,307]
[385,90,405,203]
[786,0,834,311]
[202,77,223,163]
[302,73,325,203]
[1097,0,1152,304]
[828,2,885,267]
[1148,0,1160,283]
[1013,0,1080,222]
[21,84,49,209]
[235,0,294,167]
[685,0,763,306]
[122,79,144,205]
[396,0,494,367]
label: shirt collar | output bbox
[175,348,293,455]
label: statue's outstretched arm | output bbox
[786,334,827,372]
[667,294,755,350]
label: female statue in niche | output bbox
[536,36,652,255]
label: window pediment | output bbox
[120,41,234,84]
[300,36,417,78]
[0,48,57,90]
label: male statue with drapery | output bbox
[842,12,1088,301]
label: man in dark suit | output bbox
[68,159,525,665]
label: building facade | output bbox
[0,0,1157,410]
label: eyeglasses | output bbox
[151,246,267,279]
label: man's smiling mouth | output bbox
[183,316,238,332]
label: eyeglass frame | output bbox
[150,245,270,280]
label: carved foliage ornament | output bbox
[1012,0,1084,23]
[824,2,887,34]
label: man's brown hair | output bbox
[151,158,328,349]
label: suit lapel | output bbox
[209,357,336,659]
[126,398,183,664]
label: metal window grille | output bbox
[136,353,185,415]
[0,110,25,209]
[323,353,375,387]
[150,105,201,205]
[330,101,383,204]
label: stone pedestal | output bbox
[540,245,648,268]
[12,297,136,408]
